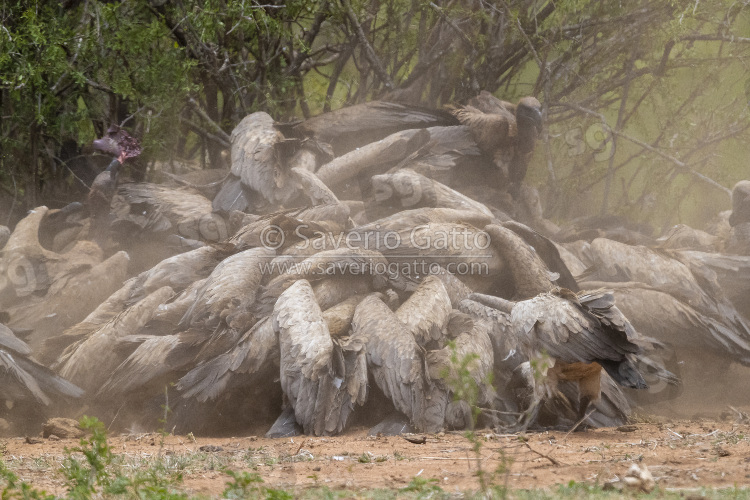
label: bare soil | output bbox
[5,417,750,496]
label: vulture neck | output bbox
[486,224,555,300]
[105,158,121,176]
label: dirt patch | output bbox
[4,418,750,495]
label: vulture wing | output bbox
[395,275,452,347]
[177,317,279,403]
[511,291,646,389]
[350,294,429,430]
[273,279,357,435]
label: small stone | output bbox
[25,436,43,444]
[42,418,85,439]
[313,466,321,472]
[48,434,60,441]
[616,425,638,432]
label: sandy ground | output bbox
[3,417,750,496]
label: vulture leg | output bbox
[514,393,543,433]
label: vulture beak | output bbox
[529,106,543,134]
[517,104,543,134]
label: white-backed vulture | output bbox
[313,276,374,311]
[729,180,750,227]
[0,206,103,304]
[349,294,433,431]
[511,362,631,428]
[484,223,557,299]
[273,280,366,435]
[579,280,750,365]
[255,247,414,316]
[230,203,350,251]
[584,237,750,344]
[452,94,542,191]
[290,167,340,206]
[656,224,720,252]
[727,223,750,256]
[6,251,130,351]
[112,183,223,242]
[425,312,496,429]
[354,207,493,235]
[56,286,175,392]
[213,112,299,213]
[177,316,279,403]
[0,323,83,406]
[0,226,9,250]
[510,289,647,430]
[314,129,430,188]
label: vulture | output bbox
[349,294,433,431]
[452,93,542,193]
[728,180,750,227]
[213,112,300,213]
[273,280,366,435]
[425,312,496,429]
[0,207,104,305]
[230,203,350,251]
[55,286,176,393]
[656,224,720,252]
[179,247,274,331]
[254,247,415,316]
[484,223,650,429]
[582,237,750,350]
[112,183,222,242]
[177,316,279,403]
[510,362,632,428]
[5,250,130,352]
[314,128,431,189]
[727,181,750,255]
[0,323,83,406]
[510,288,648,430]
[579,280,750,365]
[94,247,277,398]
[483,224,559,299]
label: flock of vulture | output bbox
[0,91,749,437]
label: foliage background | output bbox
[1,0,748,232]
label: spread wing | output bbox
[511,292,641,373]
[295,101,456,155]
[56,286,175,392]
[180,247,274,330]
[177,317,279,403]
[581,281,750,364]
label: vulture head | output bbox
[92,126,142,164]
[729,180,750,226]
[516,97,542,134]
